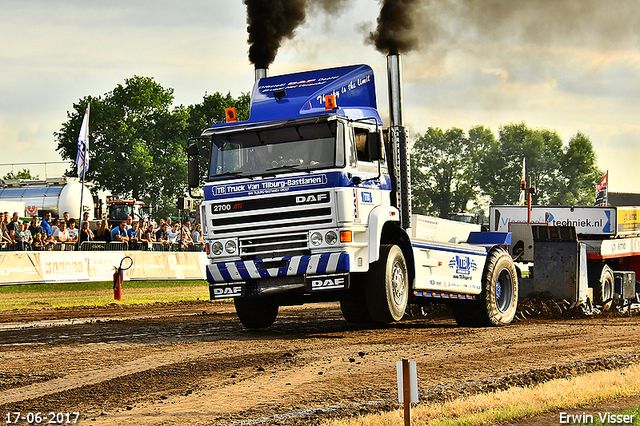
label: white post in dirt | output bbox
[396,359,418,426]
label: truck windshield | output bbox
[208,121,343,179]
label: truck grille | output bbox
[206,190,335,259]
[239,232,309,259]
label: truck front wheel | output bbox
[234,296,279,329]
[365,244,409,323]
[340,273,374,323]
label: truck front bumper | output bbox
[206,252,351,284]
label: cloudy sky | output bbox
[1,0,639,194]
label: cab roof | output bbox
[205,64,382,133]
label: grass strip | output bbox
[324,364,640,426]
[0,280,209,310]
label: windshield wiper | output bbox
[215,171,244,178]
[265,164,302,172]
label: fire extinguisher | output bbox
[113,256,133,301]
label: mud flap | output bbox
[306,273,350,292]
[210,283,246,300]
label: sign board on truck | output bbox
[617,207,640,235]
[489,206,617,236]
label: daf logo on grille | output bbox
[296,194,328,203]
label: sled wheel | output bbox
[589,264,614,305]
[365,245,409,323]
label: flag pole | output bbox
[77,104,90,225]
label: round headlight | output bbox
[325,231,338,245]
[310,232,323,246]
[225,240,237,254]
[212,241,223,255]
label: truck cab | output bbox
[189,63,518,328]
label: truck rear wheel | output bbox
[365,245,409,323]
[482,247,518,326]
[452,247,518,326]
[234,297,279,329]
[589,264,613,305]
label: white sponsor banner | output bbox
[0,252,208,285]
[489,206,616,236]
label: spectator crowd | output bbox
[1,211,204,252]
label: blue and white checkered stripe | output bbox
[206,252,350,283]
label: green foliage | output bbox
[186,92,250,185]
[412,122,603,213]
[54,76,249,215]
[3,169,39,180]
[411,126,488,217]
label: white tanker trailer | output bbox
[0,177,93,218]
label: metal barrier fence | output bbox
[1,241,205,252]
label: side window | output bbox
[347,127,357,167]
[354,128,370,162]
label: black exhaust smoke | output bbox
[244,0,307,69]
[369,0,419,55]
[244,0,350,70]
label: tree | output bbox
[556,131,603,205]
[478,122,601,206]
[186,92,250,185]
[478,122,560,205]
[3,169,39,180]
[412,122,603,218]
[411,127,484,218]
[55,76,189,211]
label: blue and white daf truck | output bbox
[188,55,518,328]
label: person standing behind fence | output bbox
[143,223,156,243]
[80,211,90,229]
[7,212,20,247]
[41,212,52,237]
[191,223,202,245]
[2,212,12,244]
[67,218,79,242]
[79,220,94,244]
[50,218,61,237]
[13,222,28,250]
[155,223,170,246]
[110,221,130,244]
[127,221,140,248]
[95,219,111,242]
[29,216,45,250]
[53,220,70,243]
[29,216,42,237]
[21,220,33,250]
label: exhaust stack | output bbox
[255,67,268,82]
[387,54,412,229]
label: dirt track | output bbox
[1,301,640,425]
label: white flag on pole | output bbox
[75,104,90,178]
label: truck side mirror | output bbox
[367,132,383,161]
[188,157,200,189]
[187,143,199,157]
[187,142,203,199]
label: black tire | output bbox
[451,300,485,327]
[340,273,374,323]
[365,245,409,323]
[234,297,279,329]
[589,264,614,305]
[453,247,518,327]
[481,247,518,326]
